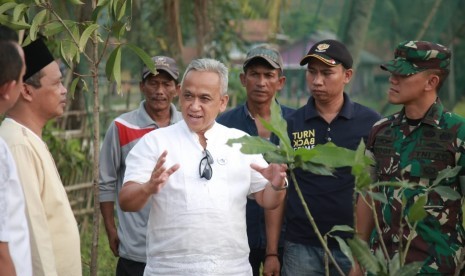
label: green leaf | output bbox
[125,43,155,74]
[353,163,373,191]
[69,77,80,99]
[43,21,65,36]
[92,0,111,20]
[105,46,122,93]
[97,0,111,7]
[327,225,354,234]
[111,20,126,40]
[372,180,415,189]
[332,236,355,268]
[111,0,119,20]
[79,24,99,52]
[81,78,89,92]
[105,46,119,80]
[260,99,292,154]
[114,48,122,94]
[68,0,84,4]
[91,4,105,21]
[393,262,422,276]
[0,15,30,30]
[407,194,427,223]
[388,253,400,274]
[433,186,461,201]
[368,191,388,204]
[309,143,356,167]
[116,0,127,21]
[30,9,47,41]
[352,140,376,190]
[70,21,80,45]
[431,166,462,187]
[347,237,382,274]
[124,0,132,30]
[374,249,388,274]
[299,161,333,176]
[263,151,289,164]
[60,40,75,68]
[294,147,318,161]
[0,2,17,15]
[12,3,27,22]
[226,135,278,154]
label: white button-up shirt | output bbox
[124,120,269,275]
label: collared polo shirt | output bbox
[99,100,182,262]
[285,93,381,248]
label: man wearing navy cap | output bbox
[217,44,294,276]
[268,39,381,275]
[99,55,182,276]
[0,37,82,276]
[356,41,465,275]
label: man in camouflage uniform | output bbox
[355,41,465,275]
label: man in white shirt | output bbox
[119,58,288,275]
[0,24,32,276]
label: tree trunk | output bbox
[163,0,183,61]
[415,0,442,40]
[193,0,210,57]
[90,0,100,274]
[341,0,376,70]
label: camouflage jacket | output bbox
[366,99,465,274]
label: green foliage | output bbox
[228,99,359,172]
[42,121,90,185]
[407,194,427,223]
[0,0,154,94]
[347,237,381,275]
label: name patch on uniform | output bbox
[411,150,452,162]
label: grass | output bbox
[81,221,118,275]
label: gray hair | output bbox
[181,58,229,95]
[24,70,44,88]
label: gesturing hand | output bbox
[251,163,287,188]
[143,150,180,195]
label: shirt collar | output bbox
[139,100,181,128]
[243,98,287,120]
[393,98,443,127]
[304,92,354,120]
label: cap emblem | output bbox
[154,57,170,67]
[315,43,330,53]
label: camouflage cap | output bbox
[243,44,284,71]
[380,41,451,76]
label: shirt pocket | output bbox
[373,135,401,180]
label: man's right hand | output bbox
[101,202,120,257]
[263,255,280,276]
[107,227,120,257]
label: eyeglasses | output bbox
[199,149,214,180]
